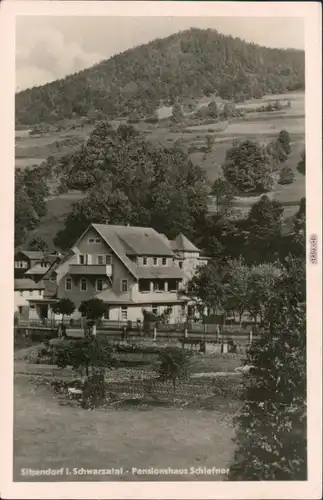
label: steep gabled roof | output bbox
[171,233,201,253]
[92,224,174,279]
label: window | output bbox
[139,280,150,293]
[80,278,87,291]
[121,306,128,320]
[179,261,183,269]
[153,257,158,266]
[143,256,147,266]
[152,307,158,316]
[38,290,42,296]
[97,255,104,265]
[106,255,112,265]
[96,279,103,292]
[88,238,95,243]
[65,278,72,291]
[162,257,167,266]
[15,261,27,268]
[121,279,128,293]
[79,255,85,265]
[153,280,164,292]
[95,238,101,244]
[30,305,35,309]
[104,307,110,320]
[169,279,179,292]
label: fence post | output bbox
[249,329,253,345]
[153,327,157,342]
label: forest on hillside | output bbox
[15,28,305,127]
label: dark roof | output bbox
[14,279,45,290]
[171,233,201,253]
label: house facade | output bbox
[14,250,60,280]
[14,279,48,321]
[53,223,208,324]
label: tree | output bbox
[172,103,184,123]
[54,183,133,250]
[79,298,108,336]
[27,236,49,252]
[55,337,115,408]
[277,129,291,156]
[205,134,215,152]
[54,121,209,250]
[222,102,237,118]
[278,166,295,185]
[246,263,282,323]
[15,175,38,246]
[195,214,244,261]
[223,258,251,323]
[185,261,226,318]
[244,195,284,264]
[266,139,288,167]
[51,298,75,325]
[211,178,236,216]
[158,347,190,398]
[142,309,158,336]
[207,100,219,118]
[22,166,50,218]
[297,149,305,176]
[222,140,273,193]
[229,257,306,480]
[289,197,306,257]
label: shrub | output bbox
[278,166,295,185]
[158,347,191,397]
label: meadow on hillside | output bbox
[15,92,305,247]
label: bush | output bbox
[278,166,295,185]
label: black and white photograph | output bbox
[0,1,321,499]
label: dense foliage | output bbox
[297,149,306,176]
[278,166,295,185]
[15,167,50,247]
[222,140,273,193]
[158,347,191,397]
[16,28,304,127]
[54,121,209,250]
[228,257,306,480]
[51,298,76,322]
[27,236,49,252]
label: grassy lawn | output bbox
[14,369,236,482]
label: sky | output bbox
[16,16,304,91]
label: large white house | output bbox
[48,223,208,324]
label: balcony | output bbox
[69,264,112,276]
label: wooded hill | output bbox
[15,28,304,127]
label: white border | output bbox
[0,2,322,499]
